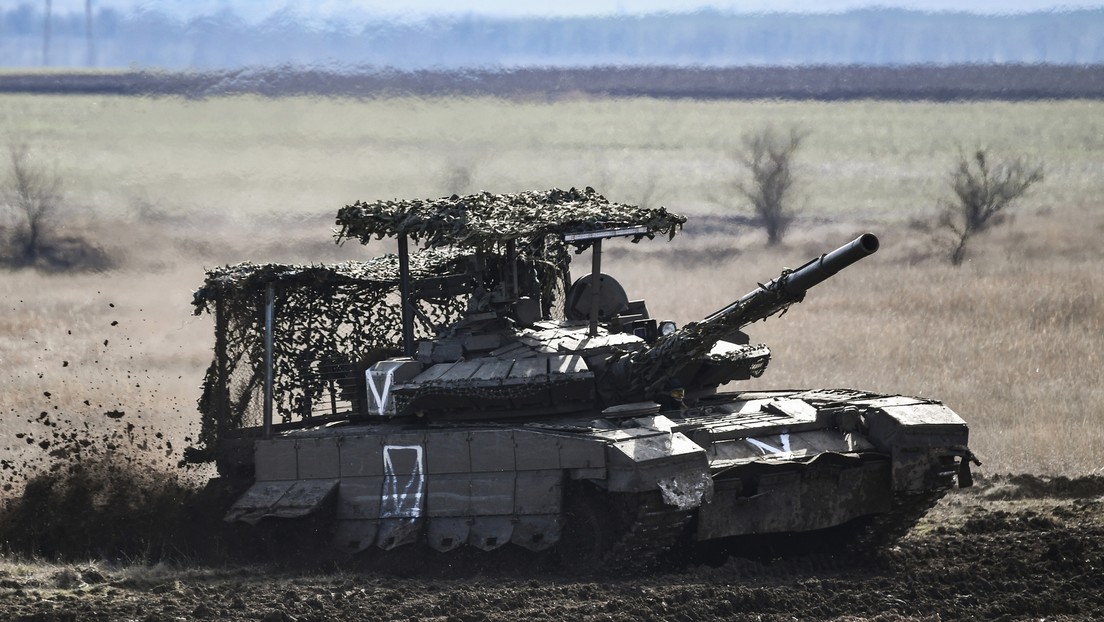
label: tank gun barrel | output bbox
[611,233,879,399]
[703,232,880,328]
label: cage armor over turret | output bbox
[192,187,978,568]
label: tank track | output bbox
[604,493,693,572]
[850,487,950,551]
[595,484,949,572]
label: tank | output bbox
[190,187,978,568]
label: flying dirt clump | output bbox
[0,292,232,563]
[0,388,208,561]
[0,455,197,560]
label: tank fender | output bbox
[695,453,892,539]
[224,478,339,524]
[860,397,971,491]
[604,428,713,510]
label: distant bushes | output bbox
[728,126,807,246]
[937,148,1044,265]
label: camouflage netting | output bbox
[191,188,685,462]
[335,186,685,252]
[190,249,470,462]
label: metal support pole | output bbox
[213,298,231,434]
[398,234,415,357]
[588,239,603,336]
[506,239,518,300]
[262,282,275,439]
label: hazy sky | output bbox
[43,0,1104,21]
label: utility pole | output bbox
[86,0,96,68]
[43,0,52,67]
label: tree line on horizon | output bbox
[4,65,1102,101]
[1,5,1103,70]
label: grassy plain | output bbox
[0,94,1101,482]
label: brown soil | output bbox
[1,473,1101,622]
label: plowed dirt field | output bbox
[1,474,1101,622]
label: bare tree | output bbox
[442,147,484,196]
[634,174,659,210]
[602,166,659,210]
[939,148,1044,265]
[730,126,807,245]
[3,143,62,267]
[444,161,475,195]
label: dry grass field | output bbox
[0,93,1102,494]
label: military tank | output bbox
[191,187,978,567]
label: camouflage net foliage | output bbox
[190,249,469,461]
[619,301,776,398]
[191,188,685,462]
[335,186,686,252]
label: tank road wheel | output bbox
[558,489,618,571]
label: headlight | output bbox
[659,320,677,336]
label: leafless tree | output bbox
[443,146,485,196]
[731,126,807,245]
[444,161,475,196]
[939,147,1044,265]
[2,143,62,267]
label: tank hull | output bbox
[223,388,973,563]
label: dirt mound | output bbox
[972,472,1104,500]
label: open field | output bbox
[2,94,1101,482]
[1,91,1103,621]
[3,94,1102,223]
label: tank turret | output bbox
[332,197,878,420]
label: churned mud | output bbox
[0,473,1101,621]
